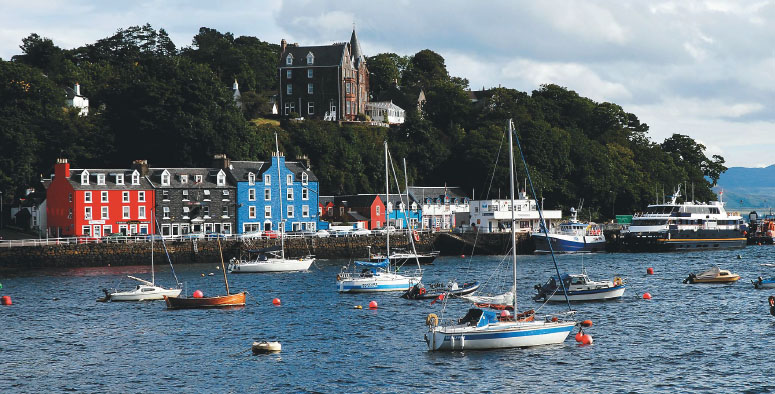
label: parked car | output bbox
[182,233,205,240]
[351,228,371,236]
[241,230,263,239]
[330,229,351,238]
[315,230,330,238]
[145,234,164,241]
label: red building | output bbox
[46,158,156,237]
[331,194,385,230]
[318,195,335,221]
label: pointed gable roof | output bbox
[280,43,347,67]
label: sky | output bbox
[1,0,773,168]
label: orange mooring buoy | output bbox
[581,319,593,327]
[369,300,378,309]
[272,298,281,306]
[647,267,654,275]
[643,292,652,300]
[581,334,593,345]
[1,296,12,305]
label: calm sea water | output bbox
[2,247,775,393]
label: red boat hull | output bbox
[164,292,247,309]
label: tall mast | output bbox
[275,133,285,260]
[151,227,155,285]
[508,120,518,313]
[384,141,390,269]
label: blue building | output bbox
[228,154,320,234]
[386,195,421,229]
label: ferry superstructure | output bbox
[621,187,745,252]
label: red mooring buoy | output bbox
[643,292,652,300]
[1,295,12,305]
[193,290,203,298]
[575,331,584,342]
[272,298,281,306]
[369,300,378,309]
[581,319,593,327]
[647,267,654,275]
[581,334,593,345]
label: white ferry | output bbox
[621,186,746,252]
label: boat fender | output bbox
[419,287,426,295]
[426,313,438,327]
[413,230,420,242]
[336,274,341,282]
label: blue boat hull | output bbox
[532,234,606,254]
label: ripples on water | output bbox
[2,247,775,393]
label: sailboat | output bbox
[425,120,576,351]
[164,238,246,309]
[103,221,182,301]
[336,142,422,293]
[228,133,314,273]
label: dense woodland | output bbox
[0,24,727,220]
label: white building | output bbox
[232,79,242,108]
[469,191,562,233]
[366,101,405,124]
[9,188,47,237]
[65,83,89,116]
[407,186,470,230]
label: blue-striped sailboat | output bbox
[336,141,422,293]
[425,120,576,351]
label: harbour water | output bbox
[3,247,775,393]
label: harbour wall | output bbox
[0,232,533,270]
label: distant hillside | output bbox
[715,165,775,208]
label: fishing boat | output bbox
[401,281,480,300]
[621,185,746,252]
[227,134,314,273]
[753,276,775,289]
[531,203,606,254]
[425,120,576,351]
[337,142,422,293]
[164,239,246,309]
[102,221,182,302]
[683,266,741,284]
[533,272,625,302]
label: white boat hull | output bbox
[545,285,625,302]
[110,286,182,301]
[229,257,314,273]
[337,273,421,293]
[425,320,575,351]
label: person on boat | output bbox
[769,295,775,317]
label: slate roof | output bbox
[145,168,233,189]
[229,160,319,183]
[334,194,382,208]
[349,29,364,67]
[407,186,470,204]
[280,43,346,68]
[66,168,153,190]
[319,195,335,206]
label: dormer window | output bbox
[131,170,140,185]
[216,170,226,186]
[248,172,255,185]
[161,170,171,186]
[195,174,203,183]
[116,174,124,185]
[306,52,314,65]
[181,174,188,184]
[81,170,89,185]
[301,172,308,185]
[286,54,293,65]
[97,173,106,185]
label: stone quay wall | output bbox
[0,232,534,271]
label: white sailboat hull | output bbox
[425,320,575,351]
[229,257,314,273]
[545,286,625,302]
[337,273,421,293]
[109,286,182,301]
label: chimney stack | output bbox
[212,154,230,169]
[74,82,80,96]
[131,159,149,176]
[55,158,70,180]
[281,39,287,54]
